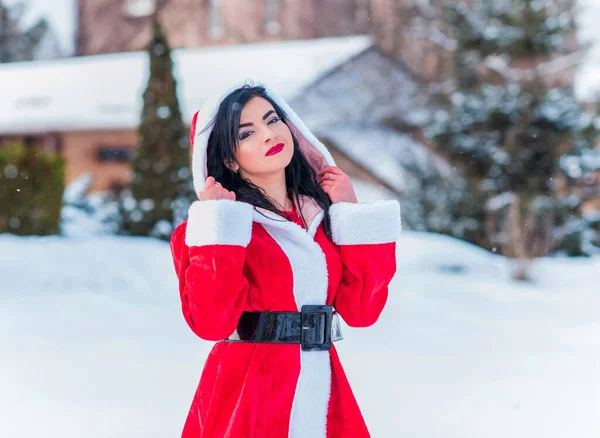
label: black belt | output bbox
[222,305,343,351]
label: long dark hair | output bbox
[203,85,333,240]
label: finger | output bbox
[216,187,229,198]
[204,176,215,189]
[319,166,343,176]
[318,173,336,183]
[318,173,342,184]
[319,178,337,185]
[224,190,235,201]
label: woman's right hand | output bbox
[199,176,236,201]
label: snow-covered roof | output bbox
[317,125,457,194]
[289,47,431,131]
[0,36,372,135]
[317,125,468,229]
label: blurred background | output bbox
[1,1,600,437]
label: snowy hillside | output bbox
[1,231,599,438]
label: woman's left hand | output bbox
[317,165,358,204]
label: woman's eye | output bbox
[269,117,280,124]
[239,131,252,141]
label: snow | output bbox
[576,0,600,100]
[1,226,600,437]
[317,125,465,230]
[351,179,399,203]
[320,125,456,194]
[291,48,429,131]
[486,191,518,212]
[0,35,372,134]
[3,0,76,55]
[60,173,120,237]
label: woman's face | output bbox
[227,96,294,179]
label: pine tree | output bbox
[119,17,195,240]
[0,0,49,62]
[427,0,600,278]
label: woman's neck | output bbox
[243,170,291,210]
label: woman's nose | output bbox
[261,126,274,143]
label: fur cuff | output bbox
[329,200,401,245]
[185,200,253,247]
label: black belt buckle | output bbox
[300,305,332,351]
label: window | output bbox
[264,0,280,35]
[23,136,37,148]
[125,0,156,18]
[208,0,224,39]
[97,147,134,163]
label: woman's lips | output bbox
[265,143,284,156]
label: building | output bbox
[2,1,595,215]
[76,0,372,56]
[1,36,416,197]
[75,0,580,87]
[2,29,478,226]
[75,0,445,81]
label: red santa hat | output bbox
[188,79,336,197]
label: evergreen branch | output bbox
[484,47,588,82]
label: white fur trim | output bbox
[288,351,331,438]
[250,205,327,308]
[190,79,336,196]
[329,200,401,245]
[184,200,253,247]
[250,205,330,438]
[191,82,243,196]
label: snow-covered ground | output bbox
[1,227,599,437]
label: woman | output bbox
[170,80,401,438]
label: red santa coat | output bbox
[170,80,401,438]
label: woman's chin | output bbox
[265,155,293,171]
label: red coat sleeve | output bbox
[329,200,401,328]
[170,199,253,341]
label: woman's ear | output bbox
[224,159,239,173]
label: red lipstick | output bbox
[265,143,284,156]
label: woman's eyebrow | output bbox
[239,110,276,128]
